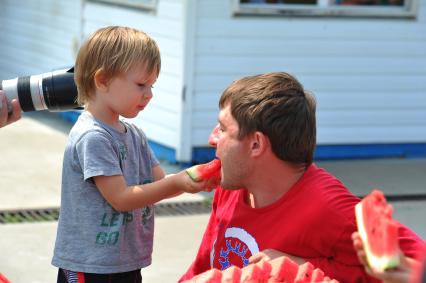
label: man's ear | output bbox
[94,69,109,91]
[250,131,269,157]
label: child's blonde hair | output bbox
[74,26,161,104]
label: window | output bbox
[89,0,157,11]
[235,0,417,17]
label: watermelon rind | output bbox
[355,202,400,272]
[185,166,201,182]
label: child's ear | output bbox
[94,69,109,91]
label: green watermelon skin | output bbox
[186,159,221,182]
[355,189,400,272]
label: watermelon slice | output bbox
[0,274,11,283]
[240,263,264,282]
[294,262,314,283]
[186,159,221,182]
[355,189,399,272]
[191,268,222,283]
[310,268,324,282]
[185,256,341,283]
[268,256,299,282]
[255,260,272,281]
[221,266,242,283]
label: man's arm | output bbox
[397,223,426,261]
[250,223,424,283]
[352,231,424,283]
[249,248,379,283]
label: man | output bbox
[0,90,21,128]
[179,72,424,282]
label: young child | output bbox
[51,26,215,283]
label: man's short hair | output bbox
[219,72,317,166]
[74,26,161,104]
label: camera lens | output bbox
[0,67,79,112]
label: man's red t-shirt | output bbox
[180,164,425,282]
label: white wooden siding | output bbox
[0,0,82,79]
[1,0,425,162]
[83,0,185,150]
[191,0,426,147]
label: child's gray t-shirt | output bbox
[52,111,159,273]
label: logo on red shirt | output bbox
[211,227,259,270]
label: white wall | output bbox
[83,0,186,153]
[191,0,426,147]
[0,0,82,79]
[2,0,425,162]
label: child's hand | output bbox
[175,170,220,194]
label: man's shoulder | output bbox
[300,163,360,214]
[302,163,351,193]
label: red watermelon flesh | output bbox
[184,256,341,283]
[268,256,299,282]
[294,262,314,283]
[256,260,273,281]
[0,274,11,283]
[310,268,324,282]
[355,189,399,272]
[221,266,242,283]
[186,159,221,182]
[192,268,222,283]
[240,263,264,283]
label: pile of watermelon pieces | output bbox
[182,255,339,283]
[0,273,11,283]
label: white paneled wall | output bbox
[1,0,425,162]
[0,0,82,78]
[190,0,426,147]
[83,0,186,154]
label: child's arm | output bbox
[152,165,166,181]
[93,170,214,212]
[152,165,183,199]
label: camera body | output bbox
[0,67,79,113]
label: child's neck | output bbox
[85,102,125,133]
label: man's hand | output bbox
[0,90,21,128]
[249,249,306,265]
[352,231,420,283]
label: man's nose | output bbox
[208,125,219,147]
